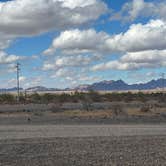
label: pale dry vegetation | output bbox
[0,91,166,122]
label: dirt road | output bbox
[0,124,166,140]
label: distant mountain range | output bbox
[26,86,60,92]
[0,79,166,92]
[79,79,166,91]
[0,87,23,92]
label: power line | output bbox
[16,62,21,102]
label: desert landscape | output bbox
[1,0,166,165]
[0,91,166,165]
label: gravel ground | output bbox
[0,125,166,140]
[0,136,166,166]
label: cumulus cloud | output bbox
[120,50,166,64]
[43,18,166,80]
[51,68,76,78]
[50,67,101,87]
[103,19,166,52]
[0,35,13,50]
[92,50,166,71]
[23,76,43,88]
[128,71,159,83]
[0,0,107,66]
[44,29,108,55]
[2,76,43,88]
[110,0,166,22]
[42,54,100,70]
[0,0,107,37]
[44,19,166,55]
[5,76,26,88]
[0,51,22,64]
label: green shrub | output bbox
[0,94,15,104]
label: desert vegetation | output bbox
[0,91,166,104]
[0,91,165,121]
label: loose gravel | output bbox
[0,136,166,166]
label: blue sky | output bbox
[0,0,165,88]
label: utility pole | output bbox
[16,62,20,102]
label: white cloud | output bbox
[0,51,22,64]
[57,0,97,9]
[3,76,44,88]
[127,71,160,84]
[0,0,107,64]
[55,55,94,67]
[120,50,166,64]
[0,0,107,37]
[43,19,166,79]
[42,54,100,70]
[110,0,166,22]
[44,29,108,55]
[23,77,43,88]
[44,19,166,55]
[92,49,166,71]
[50,68,70,78]
[0,35,12,50]
[128,0,145,21]
[42,63,56,71]
[5,76,26,88]
[104,19,166,52]
[50,67,101,87]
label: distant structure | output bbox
[16,62,21,102]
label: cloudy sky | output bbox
[0,0,165,88]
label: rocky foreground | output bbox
[0,136,166,166]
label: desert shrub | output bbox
[19,92,26,103]
[88,90,103,102]
[103,93,122,102]
[71,91,84,102]
[140,105,151,113]
[135,92,147,102]
[41,93,55,103]
[59,93,72,103]
[159,95,166,103]
[82,101,93,111]
[0,94,15,104]
[29,93,41,103]
[111,105,127,116]
[49,103,63,113]
[122,92,134,102]
[81,93,93,111]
